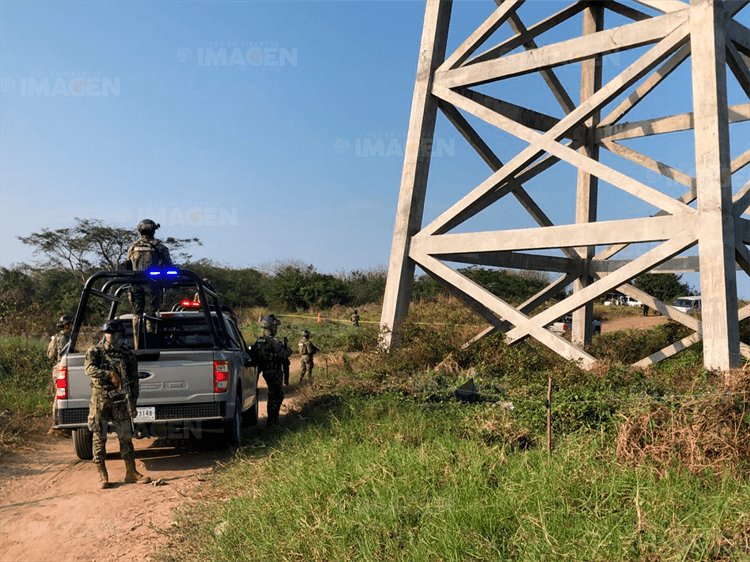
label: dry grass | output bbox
[616,368,750,476]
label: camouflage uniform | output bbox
[85,340,140,464]
[47,317,73,434]
[351,310,360,327]
[47,329,71,365]
[298,331,318,384]
[251,316,291,426]
[126,225,172,341]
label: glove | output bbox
[108,370,122,388]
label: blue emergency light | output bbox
[147,268,180,277]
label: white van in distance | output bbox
[672,296,701,314]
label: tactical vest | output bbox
[130,239,163,270]
[255,336,282,370]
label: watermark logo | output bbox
[1,77,16,92]
[177,43,297,69]
[117,205,238,227]
[9,73,120,96]
[335,133,455,158]
[177,47,193,63]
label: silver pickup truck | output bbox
[54,269,259,459]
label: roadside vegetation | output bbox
[160,296,749,562]
[3,218,748,559]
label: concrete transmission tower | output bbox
[380,0,750,371]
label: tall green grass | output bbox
[163,394,750,562]
[0,336,53,445]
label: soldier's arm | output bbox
[47,336,57,361]
[159,244,173,266]
[84,348,110,385]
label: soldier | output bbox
[250,315,291,426]
[351,309,360,327]
[297,330,319,385]
[47,314,74,437]
[126,219,172,347]
[85,320,151,489]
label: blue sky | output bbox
[1,1,748,298]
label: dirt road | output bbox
[601,314,668,333]
[0,359,302,562]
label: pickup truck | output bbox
[54,269,259,460]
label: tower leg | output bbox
[691,0,740,370]
[380,0,453,349]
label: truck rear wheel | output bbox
[225,392,243,446]
[73,428,93,460]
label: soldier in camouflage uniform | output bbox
[126,219,172,348]
[250,315,291,426]
[297,330,318,384]
[47,314,74,436]
[85,320,151,488]
[351,309,360,327]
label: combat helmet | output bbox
[300,329,310,337]
[58,313,75,328]
[136,219,160,236]
[101,320,126,333]
[260,315,281,335]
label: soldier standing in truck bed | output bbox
[250,315,291,426]
[126,219,172,347]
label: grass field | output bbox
[159,304,750,562]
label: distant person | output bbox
[297,330,319,385]
[126,219,172,347]
[85,320,151,488]
[250,315,291,426]
[351,309,360,327]
[47,314,74,437]
[642,304,649,316]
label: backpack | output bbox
[253,336,280,368]
[129,239,162,271]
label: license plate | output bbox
[135,407,156,422]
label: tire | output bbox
[224,392,243,446]
[243,383,259,427]
[73,428,93,460]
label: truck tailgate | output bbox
[136,350,217,405]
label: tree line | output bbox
[1,218,694,336]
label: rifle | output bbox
[110,356,137,433]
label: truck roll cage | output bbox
[68,269,231,353]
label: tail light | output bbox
[213,360,229,393]
[56,366,68,399]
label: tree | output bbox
[633,273,692,303]
[18,218,201,283]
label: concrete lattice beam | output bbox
[381,0,750,372]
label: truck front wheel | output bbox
[73,428,93,460]
[243,384,259,427]
[225,392,243,446]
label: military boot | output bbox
[96,461,109,489]
[124,457,152,484]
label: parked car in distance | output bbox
[603,294,642,307]
[549,315,601,335]
[672,295,701,314]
